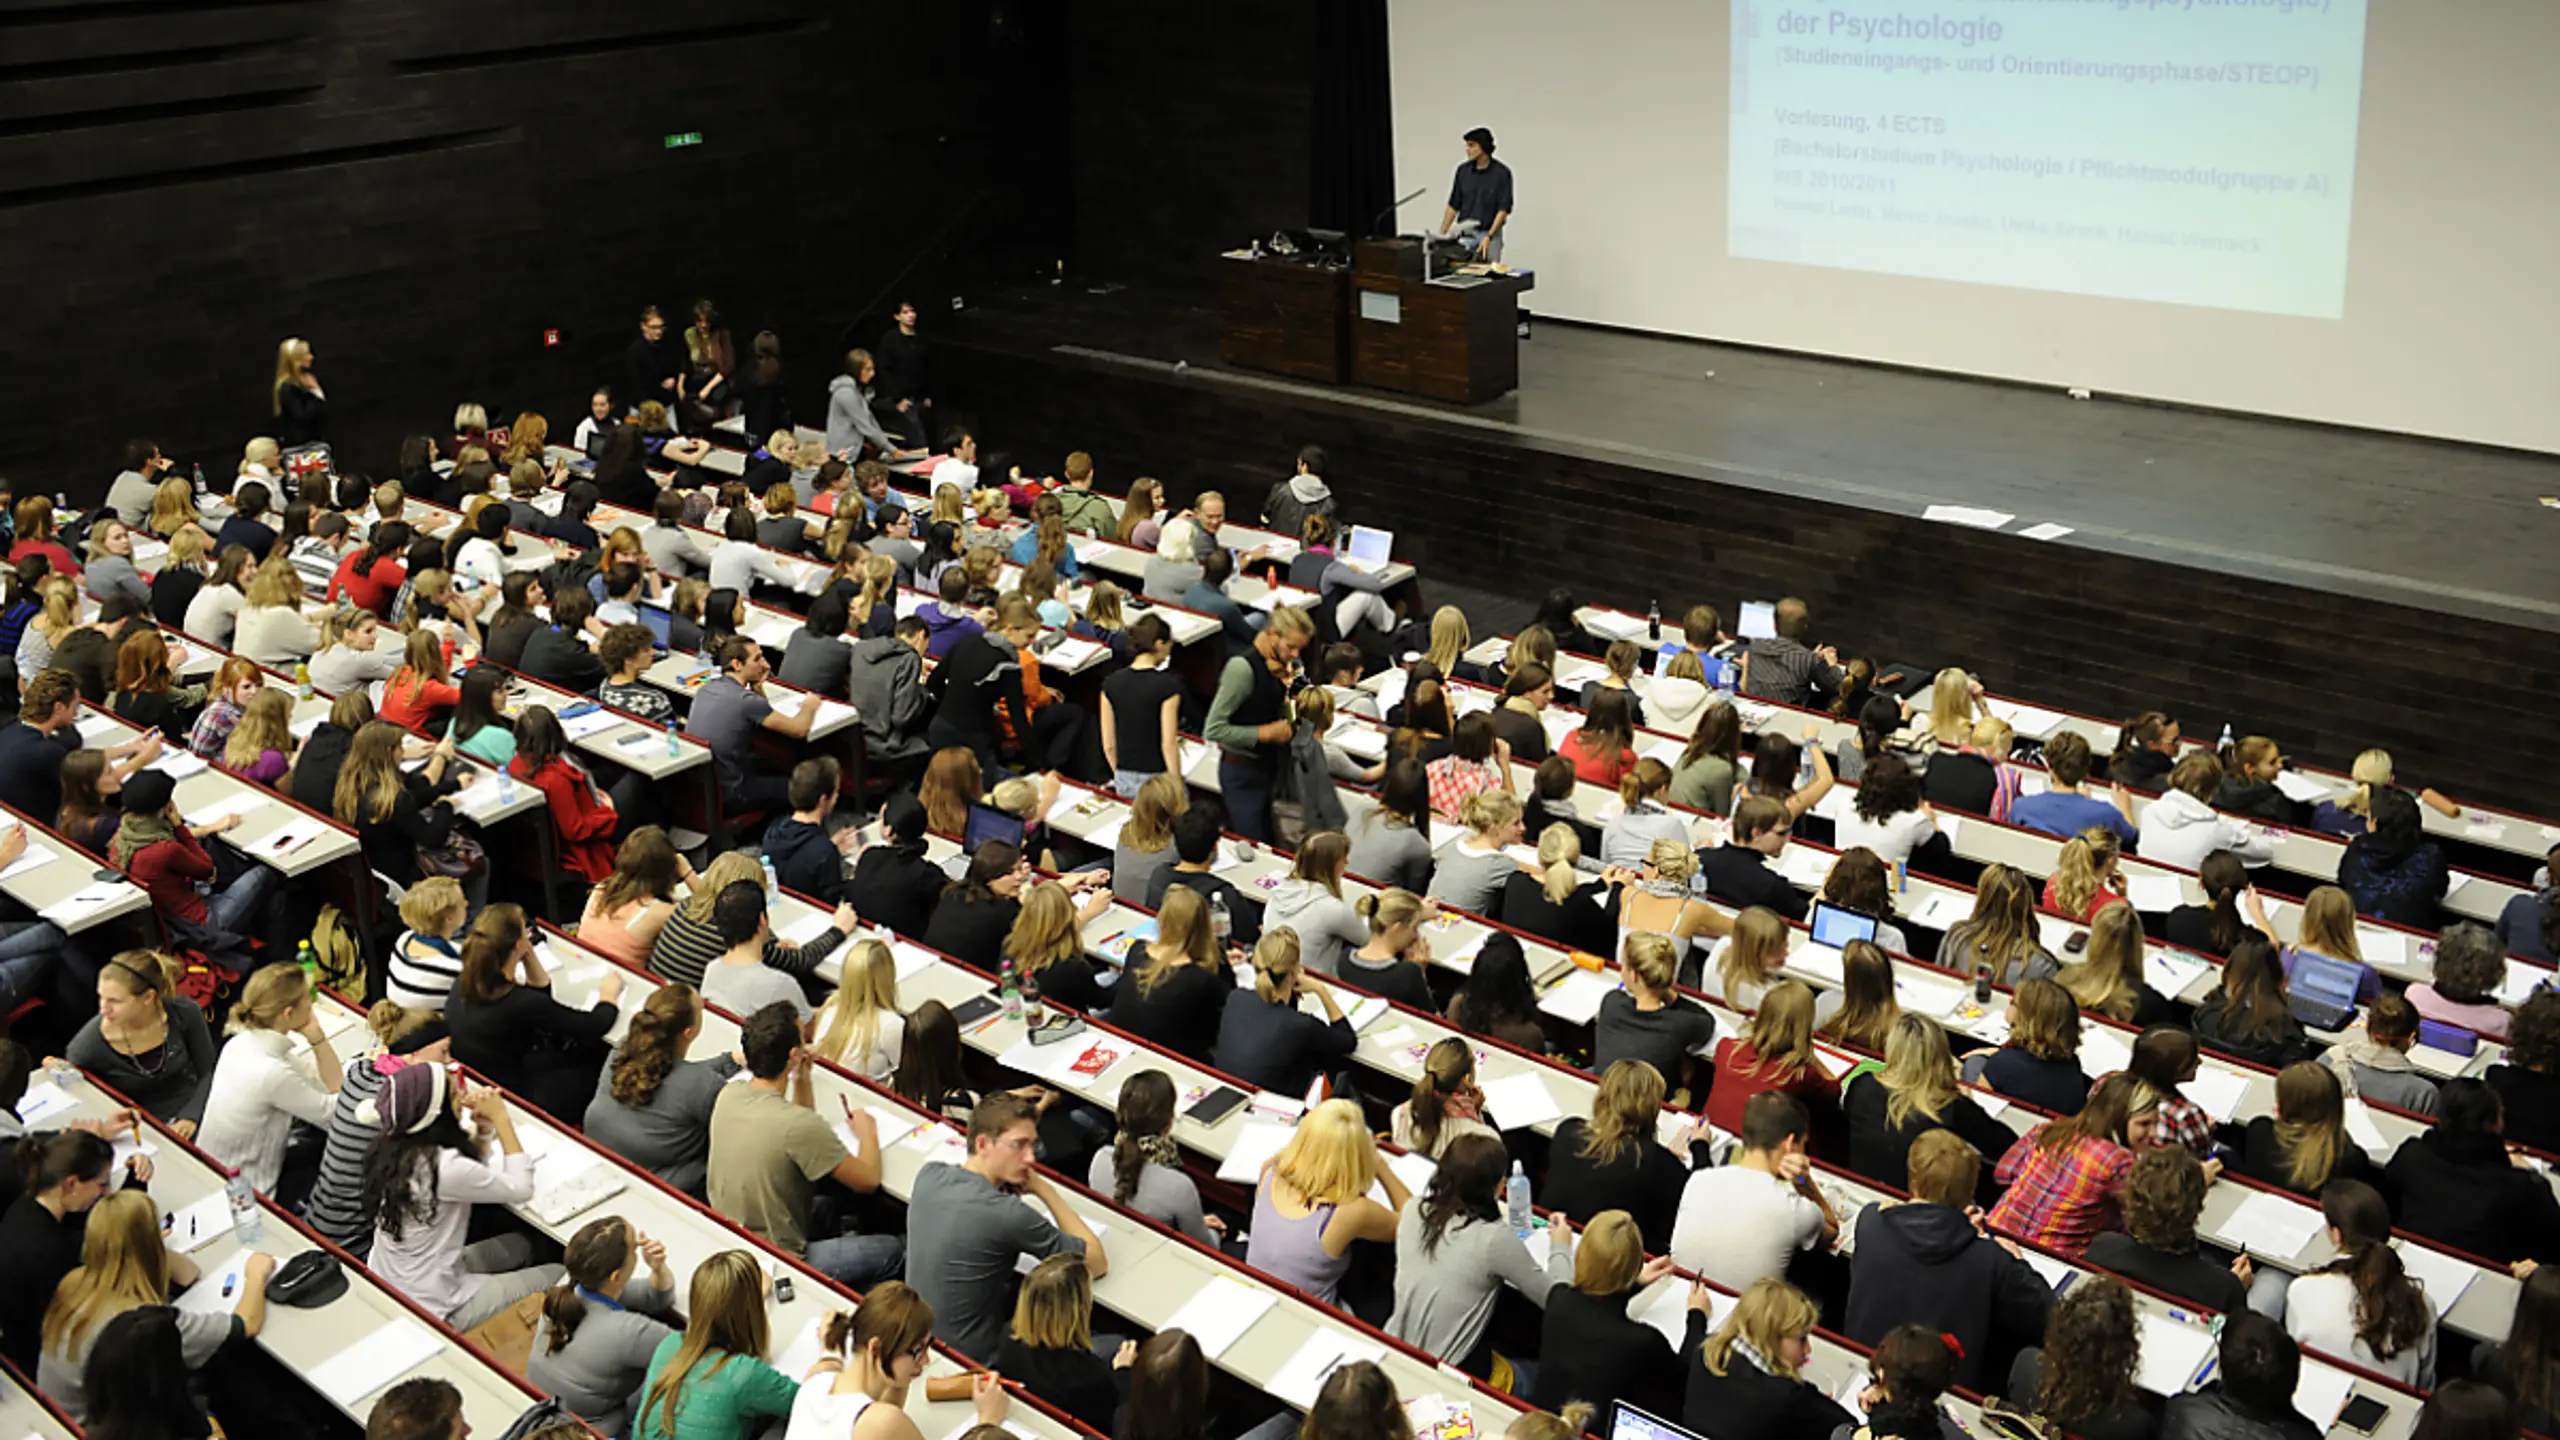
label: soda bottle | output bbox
[293,662,312,700]
[1505,1160,1533,1236]
[1973,963,1993,1006]
[295,940,318,985]
[999,957,1023,1023]
[1211,892,1234,951]
[1646,600,1662,645]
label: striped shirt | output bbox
[386,931,464,1011]
[644,905,845,993]
[305,1057,392,1257]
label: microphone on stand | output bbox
[1369,188,1428,239]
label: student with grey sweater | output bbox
[1346,758,1436,893]
[526,1216,681,1438]
[583,985,744,1198]
[1426,790,1525,916]
[1385,1132,1569,1373]
[1087,1071,1219,1246]
[1264,832,1369,976]
[697,881,813,1023]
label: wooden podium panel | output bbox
[1219,256,1349,383]
[1347,239,1534,405]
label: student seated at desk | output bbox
[1426,789,1523,916]
[2280,885,2383,1005]
[216,687,292,785]
[2002,1277,2157,1440]
[2339,786,2450,933]
[1696,796,1809,923]
[576,825,686,967]
[595,620,677,727]
[526,1215,681,1438]
[33,1189,272,1425]
[2138,749,2277,871]
[519,587,609,693]
[585,984,741,1199]
[841,792,939,940]
[1844,1130,2053,1394]
[1007,882,1113,1018]
[1678,1275,1854,1440]
[64,951,216,1138]
[1987,1073,2168,1258]
[1108,886,1237,1063]
[631,1250,802,1440]
[1217,930,1358,1096]
[908,1090,1108,1360]
[378,629,461,739]
[1939,864,2059,987]
[2384,1077,2560,1268]
[2061,901,2176,1027]
[1387,1131,1568,1374]
[1842,1014,2019,1195]
[1087,1070,1219,1245]
[361,1060,564,1330]
[699,878,819,1024]
[2405,921,2512,1042]
[110,770,272,952]
[709,1001,903,1289]
[651,849,854,988]
[2192,935,2319,1070]
[922,840,1029,971]
[807,940,905,1084]
[478,572,545,669]
[230,555,317,666]
[1962,975,2089,1115]
[301,1002,448,1262]
[2164,850,2268,958]
[2233,1062,2388,1210]
[776,591,855,698]
[1148,804,1261,940]
[762,756,862,905]
[448,903,623,1120]
[993,1254,1119,1433]
[689,634,825,820]
[1544,1059,1703,1252]
[195,962,341,1202]
[1708,980,1843,1137]
[798,1280,1017,1440]
[1184,548,1258,646]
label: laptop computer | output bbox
[1611,1403,1709,1440]
[635,602,675,652]
[1738,600,1778,640]
[1809,901,1879,950]
[1344,525,1394,566]
[963,804,1026,852]
[2287,951,2365,1031]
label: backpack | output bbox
[307,904,364,996]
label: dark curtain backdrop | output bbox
[1311,0,1394,236]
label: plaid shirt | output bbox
[2092,1068,2217,1157]
[1988,1126,2137,1257]
[1426,754,1502,820]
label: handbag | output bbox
[415,820,487,880]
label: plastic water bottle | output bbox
[999,957,1024,1022]
[1505,1160,1533,1236]
[1646,600,1662,645]
[1210,891,1234,950]
[760,855,779,896]
[1796,742,1817,792]
[665,720,680,758]
[225,1169,263,1244]
[2217,723,2235,749]
[498,767,517,804]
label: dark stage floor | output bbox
[945,282,2560,633]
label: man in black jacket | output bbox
[2159,1312,2322,1440]
[1696,795,1808,921]
[625,306,683,414]
[1841,1129,2052,1390]
[518,588,609,694]
[847,793,944,939]
[847,617,931,766]
[926,597,1038,776]
[1147,805,1261,946]
[762,758,860,906]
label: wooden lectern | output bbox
[1348,238,1535,404]
[1215,240,1534,403]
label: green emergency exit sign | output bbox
[663,132,702,149]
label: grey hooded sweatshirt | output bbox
[847,633,931,760]
[1263,473,1336,544]
[826,373,894,459]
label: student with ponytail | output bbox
[1601,755,1692,869]
[0,1130,127,1368]
[1088,1070,1217,1245]
[790,1281,1010,1440]
[1391,1037,1498,1160]
[1216,929,1358,1096]
[2279,1180,2437,1386]
[1498,822,1619,953]
[527,1216,680,1437]
[2166,848,2274,958]
[1341,887,1438,1014]
[304,1001,450,1259]
[2041,828,2127,925]
[583,984,742,1199]
[195,961,341,1200]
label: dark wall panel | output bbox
[10,0,1014,491]
[936,342,2557,817]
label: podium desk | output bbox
[1348,237,1535,404]
[1219,254,1350,383]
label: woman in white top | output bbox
[2137,749,2279,870]
[1426,789,1524,915]
[231,554,319,665]
[197,963,343,1196]
[449,503,512,591]
[1831,753,1938,868]
[811,939,906,1082]
[360,1060,561,1330]
[711,506,809,594]
[13,575,79,678]
[182,545,256,646]
[305,605,402,696]
[2279,1178,2437,1387]
[787,1282,1010,1440]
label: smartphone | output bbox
[2064,931,2090,955]
[772,1274,795,1305]
[2336,1396,2386,1435]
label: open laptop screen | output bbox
[1345,526,1394,565]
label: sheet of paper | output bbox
[2394,1239,2476,1317]
[2219,1189,2325,1258]
[13,1080,77,1126]
[890,942,939,981]
[2498,963,2551,1006]
[39,880,135,925]
[77,712,127,744]
[2145,951,2213,1000]
[1630,1279,1730,1349]
[2125,874,2186,913]
[2080,1027,2133,1078]
[1267,1331,1389,1409]
[2021,1249,2075,1290]
[306,1316,447,1406]
[1158,1275,1278,1359]
[2180,1067,2252,1124]
[778,910,834,946]
[183,791,273,829]
[0,843,58,883]
[1477,1070,1566,1130]
[560,707,623,740]
[2271,770,2332,804]
[1538,968,1614,1025]
[175,1250,259,1317]
[2291,1357,2358,1431]
[1080,814,1128,852]
[1790,943,1847,987]
[1921,504,2014,530]
[1213,1120,1296,1183]
[836,1104,923,1156]
[1894,979,1965,1018]
[2340,1097,2390,1156]
[2133,1309,2217,1396]
[2017,522,2074,542]
[2357,927,2410,973]
[771,1312,832,1379]
[163,1192,235,1253]
[146,750,210,780]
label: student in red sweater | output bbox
[1707,979,1843,1137]
[326,521,411,618]
[107,770,273,944]
[379,629,459,738]
[506,706,622,881]
[1561,688,1642,789]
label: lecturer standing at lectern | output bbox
[1440,127,1513,261]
